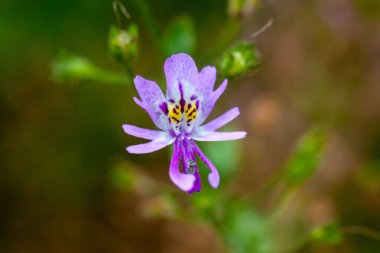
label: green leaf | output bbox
[284,129,327,186]
[222,202,272,253]
[162,15,196,57]
[51,50,131,85]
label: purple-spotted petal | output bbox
[134,76,171,130]
[169,139,196,192]
[122,124,163,140]
[192,131,247,142]
[191,141,220,189]
[164,53,199,99]
[197,79,228,126]
[200,107,240,131]
[126,133,174,154]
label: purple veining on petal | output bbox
[190,95,197,101]
[164,53,199,100]
[178,83,186,113]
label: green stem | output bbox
[341,226,380,241]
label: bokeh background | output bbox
[1,0,380,252]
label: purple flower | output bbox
[122,53,246,193]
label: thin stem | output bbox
[113,1,131,29]
[341,226,380,241]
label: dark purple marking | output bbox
[179,98,186,113]
[187,118,193,123]
[173,108,178,114]
[175,105,179,109]
[169,98,175,103]
[159,102,169,115]
[195,100,200,109]
[178,83,186,113]
[187,103,192,110]
[171,117,180,123]
[190,95,197,101]
[188,108,196,117]
[179,82,184,97]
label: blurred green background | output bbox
[1,0,380,252]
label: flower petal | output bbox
[198,66,216,96]
[164,53,199,100]
[191,141,220,189]
[133,97,145,110]
[169,139,196,192]
[197,79,228,126]
[192,131,247,142]
[134,76,171,130]
[188,169,201,193]
[181,139,201,193]
[122,124,163,140]
[126,133,174,154]
[200,107,240,131]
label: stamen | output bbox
[186,159,196,174]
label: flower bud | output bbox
[108,24,138,65]
[219,42,261,78]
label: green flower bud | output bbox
[219,42,261,78]
[108,24,138,65]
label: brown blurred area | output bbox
[1,0,380,252]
